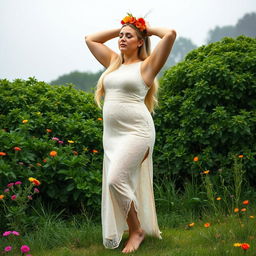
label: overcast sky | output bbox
[0,0,255,83]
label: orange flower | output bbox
[14,147,21,151]
[203,170,210,174]
[238,154,244,158]
[22,120,28,124]
[73,151,78,155]
[240,208,247,212]
[97,117,103,121]
[46,129,52,133]
[49,151,57,157]
[216,197,222,201]
[0,195,4,200]
[28,177,41,186]
[234,208,239,213]
[241,243,250,250]
[92,149,98,153]
[243,200,249,205]
[204,223,211,228]
[193,156,199,162]
[188,222,195,227]
[0,152,7,156]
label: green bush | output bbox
[154,36,256,186]
[0,78,103,213]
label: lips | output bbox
[120,44,127,47]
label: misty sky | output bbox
[0,0,255,83]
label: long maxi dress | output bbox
[101,61,162,249]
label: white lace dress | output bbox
[101,61,162,249]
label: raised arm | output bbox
[85,28,120,68]
[142,27,177,81]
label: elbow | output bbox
[168,29,177,40]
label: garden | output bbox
[0,36,256,255]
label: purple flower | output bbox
[7,183,14,187]
[34,188,40,193]
[12,231,20,236]
[11,195,17,200]
[21,245,30,253]
[52,137,59,141]
[15,181,22,185]
[58,140,64,144]
[3,231,12,236]
[4,188,10,193]
[4,246,12,252]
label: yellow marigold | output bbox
[28,177,40,186]
[249,216,255,219]
[216,197,222,201]
[203,170,210,174]
[22,119,28,123]
[240,208,247,212]
[49,151,57,157]
[188,222,195,227]
[0,195,5,200]
[193,156,199,162]
[68,140,75,143]
[234,208,239,213]
[204,223,211,228]
[233,243,241,247]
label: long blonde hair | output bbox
[94,24,159,113]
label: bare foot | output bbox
[122,229,145,254]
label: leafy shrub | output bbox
[154,36,256,186]
[0,78,103,213]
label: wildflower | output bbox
[46,129,52,133]
[3,231,12,236]
[14,147,22,151]
[58,140,64,144]
[28,177,41,186]
[203,170,210,174]
[216,197,222,201]
[249,216,254,219]
[233,243,241,247]
[34,188,40,193]
[188,222,195,227]
[36,163,42,167]
[52,137,59,141]
[234,208,239,213]
[4,188,9,193]
[68,140,75,143]
[15,181,22,185]
[204,223,211,228]
[11,195,17,200]
[92,149,98,153]
[49,150,57,157]
[238,155,244,158]
[4,246,12,252]
[98,117,103,121]
[43,159,47,163]
[241,208,247,212]
[0,195,5,200]
[73,151,78,155]
[243,200,249,205]
[7,182,14,187]
[0,152,7,156]
[22,120,28,123]
[27,195,33,200]
[12,231,20,236]
[21,245,30,253]
[193,156,199,162]
[241,243,250,250]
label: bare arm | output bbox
[142,27,177,82]
[85,28,120,68]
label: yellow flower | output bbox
[249,216,255,219]
[28,177,40,186]
[234,208,239,213]
[0,195,5,200]
[83,147,88,152]
[233,243,241,247]
[22,120,28,123]
[216,197,222,201]
[188,222,195,227]
[68,140,75,143]
[203,170,210,174]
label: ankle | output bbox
[129,228,144,235]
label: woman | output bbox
[85,14,176,254]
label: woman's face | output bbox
[118,25,143,54]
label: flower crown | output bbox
[121,13,146,32]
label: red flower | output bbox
[14,147,21,151]
[0,152,7,156]
[241,243,250,250]
[243,200,249,205]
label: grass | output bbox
[2,210,255,256]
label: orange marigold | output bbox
[243,200,249,205]
[238,154,244,158]
[234,208,239,213]
[92,149,98,153]
[49,151,57,157]
[14,147,21,151]
[204,223,211,228]
[193,156,199,162]
[188,222,195,227]
[0,195,4,200]
[0,152,7,156]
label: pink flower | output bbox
[12,231,20,236]
[58,140,64,144]
[27,195,33,200]
[52,137,59,141]
[7,183,14,187]
[4,246,12,252]
[3,231,12,236]
[34,188,39,193]
[21,245,30,253]
[15,181,22,185]
[4,188,10,193]
[11,195,17,200]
